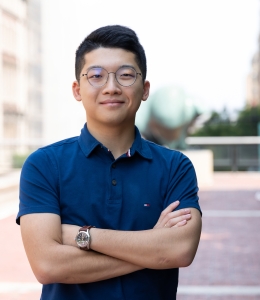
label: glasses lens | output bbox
[87,67,107,86]
[116,67,136,86]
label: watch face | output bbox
[76,231,89,248]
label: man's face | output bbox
[72,47,150,128]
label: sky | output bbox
[42,0,260,139]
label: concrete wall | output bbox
[182,149,214,188]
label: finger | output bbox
[160,208,191,228]
[165,213,191,228]
[173,219,187,227]
[165,208,191,221]
[156,200,180,224]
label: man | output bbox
[17,25,202,300]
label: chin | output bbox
[104,117,132,127]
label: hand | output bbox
[61,224,80,246]
[153,201,191,229]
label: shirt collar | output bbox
[131,127,152,160]
[78,123,152,160]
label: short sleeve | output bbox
[164,152,201,215]
[16,148,60,225]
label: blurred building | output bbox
[246,20,260,107]
[0,0,42,171]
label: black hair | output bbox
[75,25,147,83]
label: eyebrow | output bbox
[85,64,137,72]
[85,65,102,72]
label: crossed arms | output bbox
[20,201,201,285]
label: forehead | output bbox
[82,47,138,71]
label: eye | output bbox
[87,68,104,80]
[89,74,102,79]
[117,68,136,80]
[121,73,134,78]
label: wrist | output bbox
[75,225,95,250]
[89,227,97,250]
[62,224,80,246]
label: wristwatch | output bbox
[75,225,95,250]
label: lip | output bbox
[99,99,125,106]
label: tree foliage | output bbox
[191,105,260,136]
[235,105,260,136]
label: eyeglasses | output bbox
[82,66,142,87]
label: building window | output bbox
[2,11,17,54]
[2,54,17,103]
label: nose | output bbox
[107,72,118,84]
[102,72,121,94]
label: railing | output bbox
[186,136,260,171]
[1,137,260,173]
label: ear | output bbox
[72,81,82,102]
[142,80,150,101]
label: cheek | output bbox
[131,89,143,104]
[80,95,94,113]
[137,85,145,98]
[81,90,98,104]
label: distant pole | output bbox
[258,122,260,172]
[231,145,237,172]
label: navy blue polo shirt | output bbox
[17,124,201,300]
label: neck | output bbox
[86,121,135,159]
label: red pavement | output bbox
[0,215,37,283]
[0,215,41,299]
[0,292,41,300]
[177,179,260,300]
[179,195,260,286]
[0,172,260,300]
[178,297,260,300]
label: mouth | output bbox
[100,99,125,106]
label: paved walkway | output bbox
[178,172,260,300]
[0,171,259,299]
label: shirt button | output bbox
[112,179,117,186]
[112,163,116,169]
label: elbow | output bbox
[33,262,58,285]
[175,243,199,268]
[37,275,51,285]
[155,245,198,269]
[177,251,195,268]
[37,275,53,285]
[175,231,201,268]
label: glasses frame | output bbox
[82,66,142,87]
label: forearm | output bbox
[61,208,201,270]
[90,208,201,269]
[20,214,142,285]
[91,228,184,269]
[36,244,142,284]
